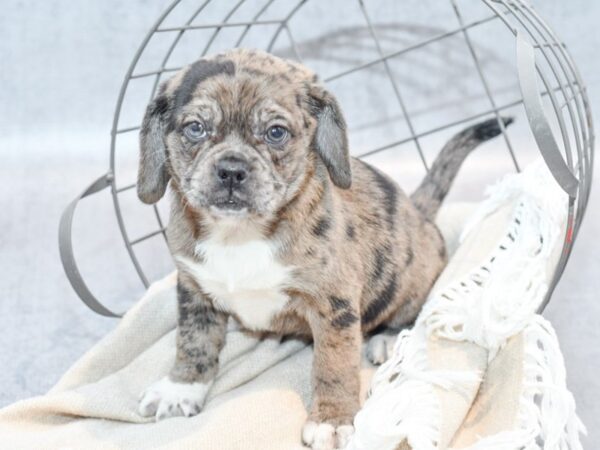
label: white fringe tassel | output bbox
[348,324,481,450]
[454,316,586,450]
[459,161,567,243]
[348,326,441,450]
[421,161,567,360]
[421,195,559,361]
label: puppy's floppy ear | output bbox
[137,91,172,204]
[307,85,352,189]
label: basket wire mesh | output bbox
[60,0,594,316]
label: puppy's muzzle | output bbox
[211,156,251,211]
[215,156,249,190]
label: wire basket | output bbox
[59,0,594,317]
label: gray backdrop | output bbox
[1,0,598,447]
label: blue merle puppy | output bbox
[135,48,511,450]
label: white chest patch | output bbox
[177,236,292,331]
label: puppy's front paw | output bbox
[138,376,212,420]
[366,333,397,365]
[302,421,354,450]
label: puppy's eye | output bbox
[265,125,289,145]
[183,122,207,142]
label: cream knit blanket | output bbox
[0,162,584,450]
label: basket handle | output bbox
[516,31,579,198]
[58,172,123,318]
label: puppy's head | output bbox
[137,49,350,221]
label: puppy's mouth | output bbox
[213,198,248,211]
[208,193,251,216]
[212,198,248,211]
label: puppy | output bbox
[135,48,510,449]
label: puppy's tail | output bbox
[410,117,513,219]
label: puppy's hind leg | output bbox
[365,321,415,366]
[366,330,398,366]
[138,277,227,420]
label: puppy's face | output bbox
[165,57,313,218]
[137,49,351,222]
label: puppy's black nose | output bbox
[215,157,249,188]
